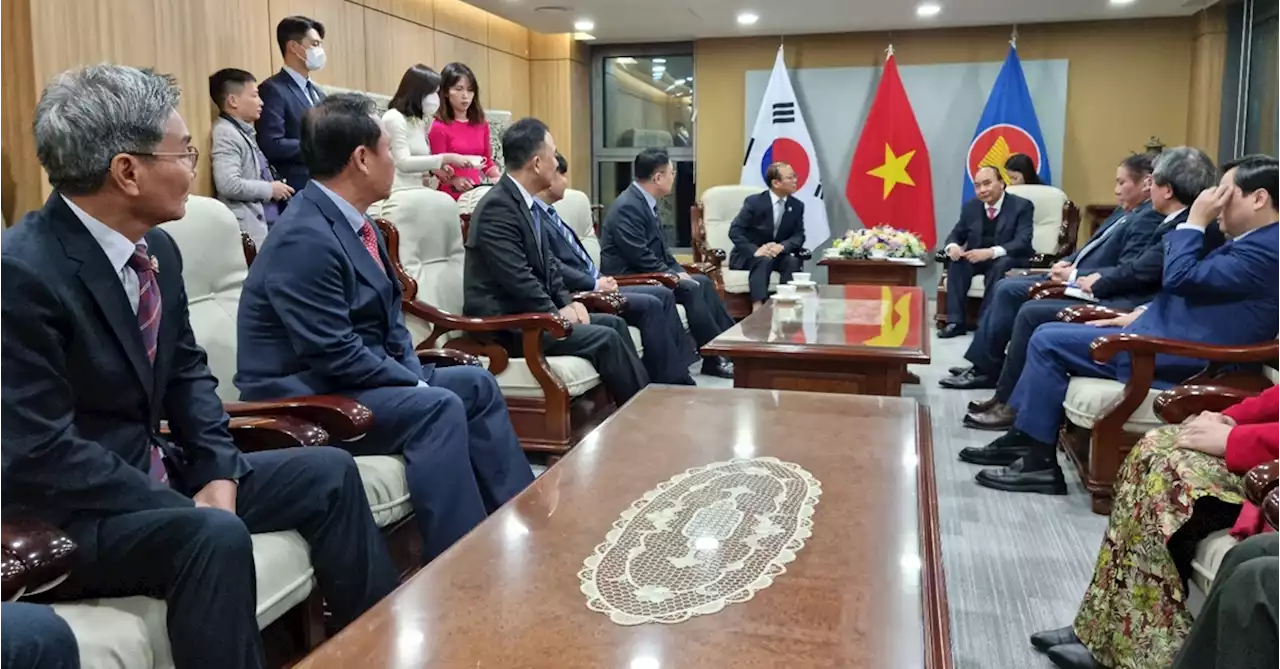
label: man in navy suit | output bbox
[728,161,806,311]
[235,94,535,561]
[939,165,1036,338]
[2,603,79,669]
[256,15,328,195]
[962,149,1222,429]
[944,153,1162,392]
[962,154,1280,494]
[600,148,736,378]
[537,153,696,385]
[2,65,397,669]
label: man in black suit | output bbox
[944,153,1162,391]
[600,148,736,378]
[2,64,396,669]
[728,161,807,311]
[939,165,1036,338]
[257,15,328,195]
[961,147,1222,430]
[464,118,650,404]
[537,153,696,385]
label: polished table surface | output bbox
[295,386,949,669]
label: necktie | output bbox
[530,204,544,256]
[774,198,785,235]
[306,80,322,106]
[125,244,168,484]
[359,220,385,272]
[548,206,598,279]
[1075,214,1128,267]
[986,206,997,220]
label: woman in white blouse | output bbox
[377,64,477,222]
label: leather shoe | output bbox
[937,324,967,339]
[948,365,972,376]
[974,457,1068,495]
[1046,642,1108,669]
[967,395,998,413]
[700,357,734,379]
[939,370,997,390]
[959,431,1028,465]
[1030,626,1079,652]
[963,402,1016,431]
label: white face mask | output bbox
[422,92,440,117]
[304,46,326,72]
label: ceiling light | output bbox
[673,78,687,85]
[573,19,594,31]
[916,3,941,17]
[652,58,667,64]
[1109,0,1136,4]
[652,65,666,73]
[737,11,759,25]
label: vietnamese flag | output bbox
[845,51,937,249]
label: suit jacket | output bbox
[255,68,324,191]
[542,204,599,294]
[234,182,427,401]
[728,191,806,270]
[1091,208,1226,304]
[210,116,271,245]
[463,175,571,318]
[599,184,682,276]
[1065,201,1161,275]
[943,192,1036,259]
[2,195,250,528]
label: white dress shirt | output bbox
[62,196,144,313]
[283,66,319,105]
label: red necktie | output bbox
[359,220,385,272]
[986,206,997,220]
[126,244,168,484]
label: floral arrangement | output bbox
[833,225,928,259]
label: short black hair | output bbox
[501,117,550,170]
[388,64,441,120]
[276,15,324,57]
[1003,153,1042,185]
[555,152,568,174]
[634,148,670,181]
[1120,152,1155,182]
[208,68,256,110]
[301,93,381,180]
[1224,154,1279,210]
[438,62,485,124]
[764,161,789,187]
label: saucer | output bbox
[772,294,802,303]
[788,280,817,288]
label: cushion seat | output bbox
[51,531,314,669]
[488,326,645,399]
[354,456,412,527]
[721,268,780,295]
[1062,377,1164,432]
[966,274,986,298]
[1190,528,1238,597]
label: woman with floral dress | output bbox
[1030,384,1278,669]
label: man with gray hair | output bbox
[2,64,397,669]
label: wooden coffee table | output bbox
[819,257,927,287]
[702,284,930,396]
[293,387,951,669]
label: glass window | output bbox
[596,159,697,248]
[1244,6,1278,155]
[601,55,694,149]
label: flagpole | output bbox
[1009,25,1018,49]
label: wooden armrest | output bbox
[796,248,813,261]
[222,396,373,441]
[2,518,77,601]
[402,299,571,339]
[1029,280,1066,300]
[614,277,663,287]
[1245,460,1280,508]
[1153,385,1262,424]
[227,415,329,452]
[614,272,679,288]
[934,249,949,264]
[417,348,482,368]
[1028,253,1058,268]
[572,291,627,314]
[1090,334,1280,365]
[1057,304,1129,323]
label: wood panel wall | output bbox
[529,34,592,193]
[4,0,578,212]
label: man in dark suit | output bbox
[464,118,650,403]
[962,154,1280,494]
[235,93,534,561]
[939,165,1036,338]
[1171,533,1277,669]
[538,153,696,385]
[600,148,736,378]
[962,148,1221,429]
[256,15,328,195]
[728,161,806,311]
[2,65,397,669]
[944,153,1163,391]
[2,603,79,669]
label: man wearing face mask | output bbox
[257,15,328,199]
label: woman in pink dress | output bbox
[428,62,501,200]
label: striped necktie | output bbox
[547,206,598,279]
[125,243,168,484]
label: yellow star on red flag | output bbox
[866,144,917,199]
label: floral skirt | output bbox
[1073,425,1245,669]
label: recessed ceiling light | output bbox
[737,11,759,25]
[652,65,666,73]
[573,19,594,31]
[1109,0,1136,4]
[652,58,667,64]
[916,3,941,17]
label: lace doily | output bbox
[579,457,821,625]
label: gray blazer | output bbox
[210,117,272,246]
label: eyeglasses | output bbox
[129,147,199,169]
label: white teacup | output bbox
[775,284,798,298]
[792,272,811,283]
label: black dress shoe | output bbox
[1046,642,1108,669]
[967,395,998,413]
[959,429,1031,465]
[700,357,734,379]
[937,324,967,339]
[974,457,1068,495]
[939,370,997,390]
[963,402,1016,431]
[1030,626,1079,652]
[948,365,972,376]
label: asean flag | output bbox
[961,45,1052,203]
[846,51,936,249]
